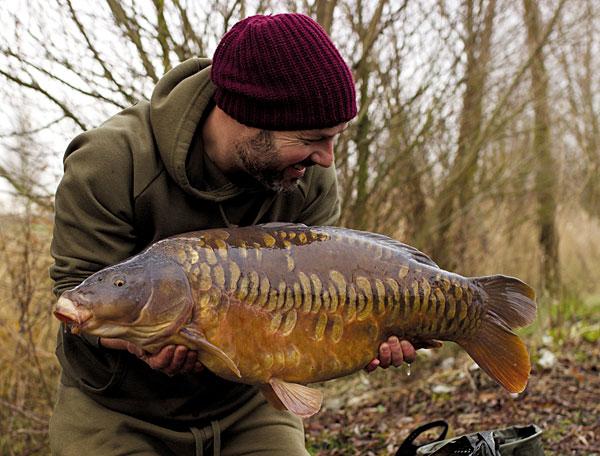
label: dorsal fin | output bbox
[256,223,439,268]
[327,227,440,269]
[259,222,307,229]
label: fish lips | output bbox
[54,296,93,334]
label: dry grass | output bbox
[0,206,598,455]
[0,212,59,455]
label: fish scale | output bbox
[54,223,537,418]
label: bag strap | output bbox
[395,420,449,456]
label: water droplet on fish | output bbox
[406,363,412,376]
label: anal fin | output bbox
[265,378,323,418]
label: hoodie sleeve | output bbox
[297,164,341,226]
[50,126,137,298]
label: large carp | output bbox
[54,223,536,417]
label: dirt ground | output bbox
[304,338,599,455]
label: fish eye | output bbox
[113,278,126,287]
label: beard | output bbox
[234,130,300,193]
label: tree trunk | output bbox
[523,0,561,298]
[431,0,496,270]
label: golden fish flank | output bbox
[314,313,327,341]
[213,264,225,289]
[253,242,263,262]
[186,244,199,265]
[214,239,228,260]
[412,280,421,311]
[434,287,446,316]
[442,277,451,292]
[346,286,357,321]
[239,241,248,259]
[420,279,430,314]
[262,352,274,370]
[276,281,286,310]
[356,276,373,321]
[293,282,302,309]
[458,298,468,322]
[269,312,283,333]
[204,247,218,265]
[321,289,330,312]
[328,283,338,312]
[237,275,249,301]
[286,344,300,367]
[281,309,297,336]
[54,223,537,420]
[446,294,456,319]
[398,264,409,279]
[263,234,277,248]
[329,270,346,307]
[258,276,270,307]
[283,288,294,313]
[286,255,295,272]
[331,314,344,343]
[298,272,312,313]
[274,350,285,371]
[454,283,463,300]
[266,288,278,312]
[247,271,259,304]
[199,263,212,291]
[375,279,386,314]
[310,274,322,313]
[386,278,400,305]
[403,288,411,317]
[228,262,241,292]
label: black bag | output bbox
[395,421,544,456]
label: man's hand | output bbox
[100,338,204,376]
[365,337,443,373]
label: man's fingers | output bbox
[365,359,380,372]
[165,345,189,374]
[378,342,392,368]
[400,340,417,364]
[180,350,198,374]
[146,345,176,370]
[388,336,404,367]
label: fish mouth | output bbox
[54,296,92,334]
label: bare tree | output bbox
[430,0,497,270]
[524,0,562,298]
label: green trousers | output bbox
[49,384,308,456]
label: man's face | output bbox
[233,123,348,192]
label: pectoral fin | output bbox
[180,327,241,378]
[264,378,323,418]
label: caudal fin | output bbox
[459,275,536,393]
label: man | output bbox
[49,13,428,455]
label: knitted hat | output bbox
[211,13,357,130]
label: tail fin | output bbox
[459,275,537,393]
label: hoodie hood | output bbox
[149,58,245,202]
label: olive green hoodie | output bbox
[50,58,340,427]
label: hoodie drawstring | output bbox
[211,421,221,456]
[191,420,222,456]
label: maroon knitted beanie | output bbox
[211,13,357,130]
